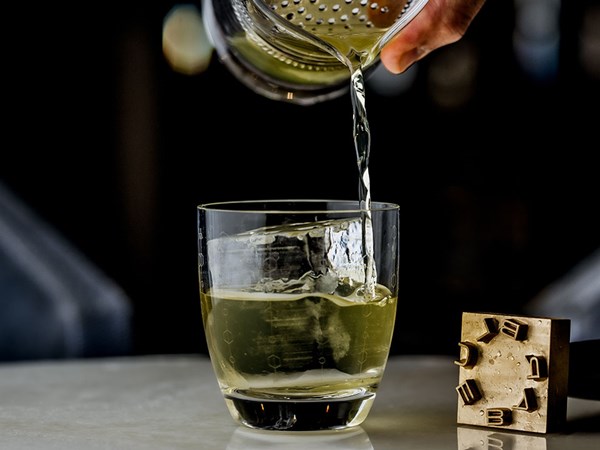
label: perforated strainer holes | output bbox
[266,0,411,31]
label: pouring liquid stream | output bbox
[350,62,376,299]
[261,0,414,298]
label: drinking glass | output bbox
[201,0,429,104]
[197,200,400,431]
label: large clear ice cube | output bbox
[206,218,375,295]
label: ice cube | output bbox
[206,218,375,294]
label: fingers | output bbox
[379,13,437,74]
[380,0,486,74]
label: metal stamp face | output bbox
[455,312,570,433]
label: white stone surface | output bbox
[0,355,598,449]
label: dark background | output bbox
[3,1,599,358]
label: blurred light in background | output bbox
[526,247,600,342]
[513,0,561,83]
[427,40,479,109]
[580,4,600,79]
[162,4,214,75]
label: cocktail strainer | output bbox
[203,0,428,104]
[264,0,413,35]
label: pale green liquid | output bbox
[262,0,400,62]
[230,0,399,86]
[201,286,397,429]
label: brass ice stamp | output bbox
[455,312,570,433]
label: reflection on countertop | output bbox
[226,426,373,450]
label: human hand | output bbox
[380,0,487,74]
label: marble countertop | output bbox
[0,354,598,449]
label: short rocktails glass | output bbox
[202,0,428,105]
[198,200,400,430]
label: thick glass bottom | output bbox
[223,392,375,431]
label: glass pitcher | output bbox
[202,0,428,105]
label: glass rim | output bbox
[197,199,400,214]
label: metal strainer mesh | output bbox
[262,0,413,32]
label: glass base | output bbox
[223,392,375,431]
